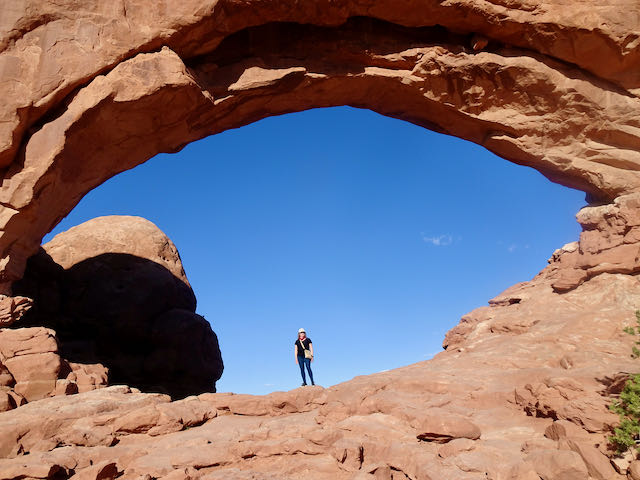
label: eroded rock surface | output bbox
[0,271,638,479]
[0,1,639,289]
[0,325,108,411]
[13,216,223,399]
[1,1,640,479]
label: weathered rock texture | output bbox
[1,1,640,479]
[0,326,108,410]
[0,270,638,479]
[0,0,639,290]
[12,215,223,399]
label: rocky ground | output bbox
[1,270,639,479]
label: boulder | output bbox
[0,327,62,401]
[0,296,33,327]
[544,420,591,442]
[559,439,618,480]
[145,309,223,399]
[66,362,109,394]
[526,450,589,480]
[0,327,58,359]
[14,216,223,398]
[8,352,62,401]
[415,412,481,443]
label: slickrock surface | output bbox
[0,0,639,289]
[0,269,638,479]
[12,216,223,399]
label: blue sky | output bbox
[44,106,585,395]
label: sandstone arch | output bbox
[2,3,640,478]
[1,0,640,292]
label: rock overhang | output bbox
[0,3,639,290]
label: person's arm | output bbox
[309,342,314,362]
[294,344,299,364]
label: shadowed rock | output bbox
[0,2,640,289]
[13,216,223,399]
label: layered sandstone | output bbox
[0,1,638,289]
[0,326,108,410]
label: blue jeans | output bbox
[298,356,314,385]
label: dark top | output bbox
[295,337,312,357]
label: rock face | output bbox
[0,270,638,479]
[0,326,108,410]
[13,216,223,399]
[0,296,32,327]
[0,1,639,290]
[1,1,640,479]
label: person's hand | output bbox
[311,356,314,363]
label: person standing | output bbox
[294,328,315,386]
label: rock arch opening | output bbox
[11,106,585,397]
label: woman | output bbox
[294,327,315,386]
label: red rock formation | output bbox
[0,1,640,479]
[0,326,108,410]
[0,270,637,478]
[13,216,224,399]
[0,296,31,327]
[0,1,639,289]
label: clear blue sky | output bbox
[44,107,585,395]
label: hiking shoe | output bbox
[301,383,307,386]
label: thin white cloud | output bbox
[500,242,529,253]
[422,233,454,246]
[264,383,275,387]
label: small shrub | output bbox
[609,311,640,453]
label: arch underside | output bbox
[0,1,639,289]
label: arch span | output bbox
[1,1,640,289]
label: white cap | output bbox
[298,328,306,333]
